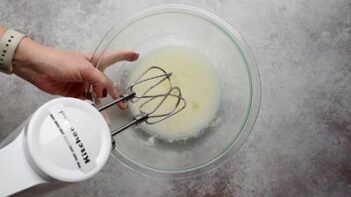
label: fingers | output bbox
[101,111,111,125]
[98,51,139,71]
[82,66,108,98]
[112,86,128,110]
[83,68,127,109]
[106,77,128,110]
[83,51,137,109]
[94,96,111,125]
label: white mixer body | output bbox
[0,98,112,196]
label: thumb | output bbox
[98,51,139,71]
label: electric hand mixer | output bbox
[0,66,186,196]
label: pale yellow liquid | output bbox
[128,46,221,140]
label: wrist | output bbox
[0,29,28,74]
[12,37,45,69]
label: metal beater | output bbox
[96,66,186,136]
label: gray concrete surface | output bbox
[0,0,350,196]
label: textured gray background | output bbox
[0,0,350,196]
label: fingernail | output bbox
[129,53,139,61]
[118,102,128,110]
[102,88,107,98]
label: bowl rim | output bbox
[93,4,262,178]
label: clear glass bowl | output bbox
[93,5,261,177]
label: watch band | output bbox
[0,29,26,74]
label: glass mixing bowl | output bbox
[93,5,261,177]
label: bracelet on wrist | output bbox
[0,29,27,74]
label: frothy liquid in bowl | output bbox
[128,46,221,141]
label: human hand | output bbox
[12,37,138,109]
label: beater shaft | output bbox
[110,113,148,136]
[98,91,136,112]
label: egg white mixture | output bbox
[128,46,221,140]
